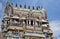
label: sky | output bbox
[0,0,60,39]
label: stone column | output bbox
[35,22,38,27]
[27,20,28,26]
[23,20,25,26]
[33,20,34,26]
[29,20,31,26]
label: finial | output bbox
[36,7,38,10]
[28,6,30,9]
[24,4,26,8]
[16,3,17,7]
[20,4,22,8]
[11,3,13,5]
[36,6,40,10]
[6,1,10,6]
[41,6,43,9]
[32,6,34,10]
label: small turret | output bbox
[41,8,47,19]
